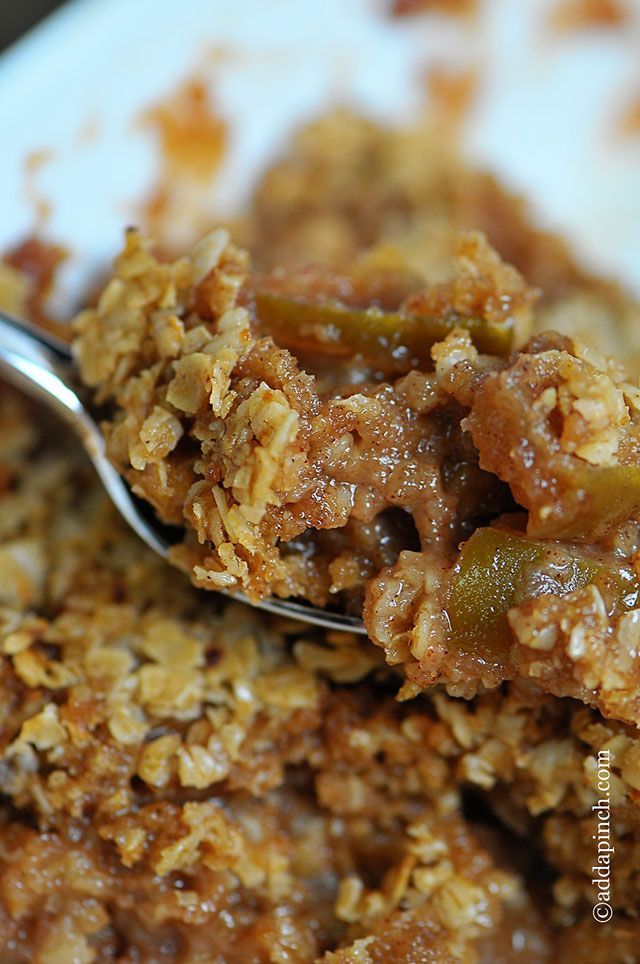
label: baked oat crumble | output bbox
[2,111,640,961]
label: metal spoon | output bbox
[0,310,366,634]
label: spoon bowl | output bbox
[0,311,367,634]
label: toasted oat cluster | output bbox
[4,112,640,961]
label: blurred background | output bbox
[0,0,65,51]
[1,0,638,314]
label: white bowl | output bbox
[0,0,638,312]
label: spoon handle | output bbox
[0,310,82,426]
[0,310,171,558]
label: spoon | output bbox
[0,310,366,634]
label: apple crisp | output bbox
[3,112,640,961]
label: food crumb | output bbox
[2,237,68,335]
[138,77,228,245]
[617,94,640,137]
[141,78,227,181]
[75,114,101,147]
[424,64,478,137]
[23,149,54,226]
[549,0,628,33]
[391,0,476,16]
